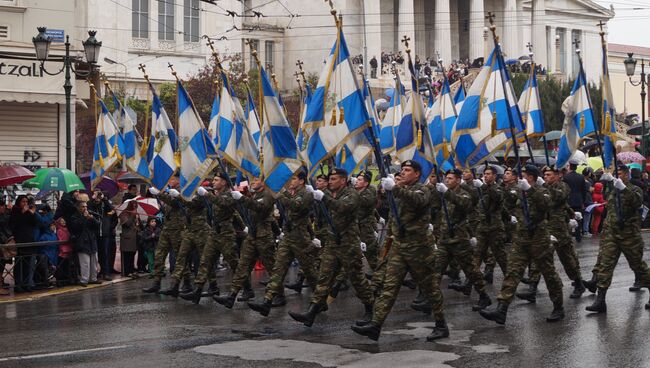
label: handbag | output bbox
[1,236,17,259]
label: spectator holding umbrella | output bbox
[122,184,138,204]
[69,201,101,287]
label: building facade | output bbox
[608,43,650,121]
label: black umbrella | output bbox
[626,121,650,136]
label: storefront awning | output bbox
[0,58,76,104]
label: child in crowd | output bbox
[55,217,75,286]
[141,217,161,275]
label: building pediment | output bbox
[522,0,615,18]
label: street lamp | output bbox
[32,27,102,170]
[624,52,648,156]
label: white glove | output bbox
[231,190,243,200]
[360,242,367,252]
[374,231,379,239]
[350,177,358,186]
[197,187,208,196]
[278,232,285,241]
[536,177,545,186]
[313,190,325,201]
[168,189,180,198]
[312,238,322,248]
[427,223,434,234]
[470,237,477,247]
[243,226,249,235]
[149,187,160,196]
[574,212,583,221]
[510,216,518,224]
[436,183,448,193]
[379,217,386,225]
[305,185,315,193]
[550,235,558,243]
[568,219,578,229]
[600,173,614,182]
[381,177,396,191]
[517,179,531,191]
[614,178,626,191]
[387,174,395,180]
[472,179,483,188]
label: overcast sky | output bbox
[595,0,650,47]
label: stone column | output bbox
[435,0,452,63]
[398,0,416,53]
[565,28,574,78]
[364,0,382,78]
[469,0,485,63]
[532,0,548,70]
[502,0,518,59]
[548,26,557,73]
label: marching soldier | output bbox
[288,168,374,327]
[354,170,379,271]
[480,165,565,324]
[585,165,650,313]
[248,171,319,316]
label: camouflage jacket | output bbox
[182,195,210,230]
[205,189,236,234]
[476,181,504,231]
[391,182,431,243]
[278,186,313,238]
[323,185,360,244]
[432,185,473,243]
[460,182,480,230]
[241,189,275,238]
[604,182,644,230]
[514,184,550,235]
[356,185,377,227]
[544,181,571,226]
[158,192,188,231]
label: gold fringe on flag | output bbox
[341,148,346,164]
[491,112,497,134]
[174,151,181,168]
[580,113,585,133]
[338,107,344,125]
[417,125,422,148]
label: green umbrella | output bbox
[22,168,85,192]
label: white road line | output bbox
[0,345,130,362]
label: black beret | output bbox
[401,160,422,172]
[522,164,539,177]
[542,165,559,173]
[296,170,307,181]
[215,171,230,182]
[316,173,329,181]
[330,167,348,177]
[357,170,372,182]
[445,168,463,177]
[617,164,630,173]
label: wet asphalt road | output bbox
[2,234,650,368]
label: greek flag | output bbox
[148,88,178,190]
[518,66,545,138]
[297,83,313,163]
[601,41,617,170]
[111,93,150,181]
[246,89,261,147]
[207,92,220,148]
[217,71,261,179]
[176,81,218,199]
[379,75,406,155]
[303,26,372,176]
[258,66,303,193]
[427,76,457,171]
[362,78,381,140]
[451,47,524,168]
[91,100,122,188]
[556,66,597,169]
[395,54,436,180]
[453,82,466,105]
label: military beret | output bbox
[215,171,230,182]
[445,168,463,177]
[316,173,329,181]
[522,164,539,177]
[503,166,515,174]
[401,160,422,172]
[542,165,559,173]
[296,170,307,181]
[617,164,630,173]
[330,167,348,177]
[357,170,372,182]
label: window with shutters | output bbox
[0,25,8,40]
[132,0,149,39]
[183,0,199,42]
[158,0,175,41]
[265,41,274,72]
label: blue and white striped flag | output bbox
[518,66,545,138]
[427,76,457,171]
[91,100,122,188]
[111,93,150,181]
[303,26,372,176]
[601,41,617,170]
[246,89,261,147]
[207,91,220,148]
[453,82,466,105]
[176,81,217,199]
[379,75,406,155]
[148,88,178,190]
[556,67,597,169]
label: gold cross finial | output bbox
[167,62,178,79]
[401,35,410,49]
[485,12,498,42]
[597,20,606,37]
[246,39,261,67]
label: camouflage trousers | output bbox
[372,241,442,324]
[152,227,189,281]
[434,240,487,295]
[360,223,379,271]
[474,228,507,275]
[194,230,237,286]
[311,237,374,306]
[528,224,581,283]
[229,234,276,293]
[498,233,564,306]
[596,225,650,289]
[264,233,318,300]
[171,226,210,282]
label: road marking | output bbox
[0,345,130,362]
[195,339,460,368]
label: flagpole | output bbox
[487,13,533,233]
[524,43,549,167]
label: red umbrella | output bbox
[0,165,35,187]
[115,196,160,221]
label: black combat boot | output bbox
[472,292,492,311]
[479,301,509,325]
[180,284,204,304]
[329,280,344,298]
[402,278,416,290]
[201,281,219,297]
[582,273,597,293]
[213,292,237,309]
[288,303,323,327]
[458,279,472,296]
[629,277,641,292]
[412,289,426,304]
[351,321,381,341]
[355,304,374,326]
[483,265,495,284]
[585,287,607,313]
[570,278,586,298]
[158,280,180,297]
[248,298,272,317]
[284,274,305,293]
[338,280,350,292]
[271,294,287,307]
[180,277,193,294]
[410,301,432,314]
[142,279,161,293]
[426,319,450,341]
[515,282,538,303]
[546,303,565,322]
[238,280,255,301]
[448,277,463,290]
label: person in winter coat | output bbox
[88,190,117,280]
[0,200,12,295]
[119,203,139,277]
[68,201,101,286]
[591,182,607,234]
[55,217,75,286]
[9,195,37,291]
[141,217,161,274]
[39,221,58,273]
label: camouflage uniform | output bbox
[596,182,650,289]
[310,186,374,306]
[357,185,379,270]
[474,181,508,275]
[229,189,277,293]
[193,189,238,286]
[528,181,581,283]
[152,192,189,281]
[497,183,563,306]
[501,181,518,244]
[372,183,440,324]
[263,187,318,300]
[171,196,212,283]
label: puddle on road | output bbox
[194,339,460,368]
[383,322,510,353]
